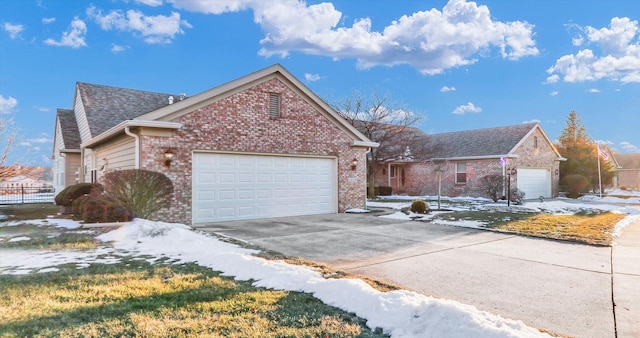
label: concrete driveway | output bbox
[199,212,639,338]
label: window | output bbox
[269,93,281,118]
[390,165,397,178]
[456,162,467,183]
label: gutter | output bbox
[352,140,379,148]
[429,154,519,161]
[124,126,140,169]
[81,120,182,149]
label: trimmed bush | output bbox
[54,183,103,206]
[410,199,429,214]
[102,169,174,219]
[480,174,504,202]
[374,186,393,196]
[73,195,133,223]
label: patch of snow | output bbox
[613,214,640,238]
[0,247,120,275]
[367,201,410,210]
[432,219,487,229]
[7,236,30,242]
[93,219,549,337]
[346,208,370,213]
[47,218,82,229]
[38,267,60,273]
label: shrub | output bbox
[561,174,590,198]
[620,186,627,191]
[410,199,429,214]
[73,195,133,223]
[480,174,504,202]
[510,189,525,205]
[374,186,393,196]
[54,183,103,206]
[102,169,174,219]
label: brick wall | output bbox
[137,77,367,224]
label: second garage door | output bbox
[517,168,552,199]
[192,152,337,224]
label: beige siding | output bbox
[95,134,136,180]
[53,120,67,193]
[65,154,81,187]
[74,88,92,143]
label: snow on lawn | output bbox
[0,218,550,337]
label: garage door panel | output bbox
[518,168,551,199]
[193,153,337,223]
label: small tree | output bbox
[0,117,17,177]
[480,174,504,202]
[102,169,173,219]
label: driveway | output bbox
[199,212,638,338]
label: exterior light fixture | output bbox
[164,148,175,167]
[351,158,358,170]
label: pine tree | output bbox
[556,111,615,196]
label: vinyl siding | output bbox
[65,154,81,187]
[95,134,136,180]
[74,88,92,143]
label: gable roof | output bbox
[421,122,563,160]
[134,64,377,148]
[77,82,180,137]
[56,108,80,150]
[615,153,640,170]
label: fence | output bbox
[0,187,55,204]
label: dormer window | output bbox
[269,93,281,118]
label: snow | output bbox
[0,218,550,337]
[7,236,30,242]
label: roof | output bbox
[77,82,180,137]
[424,123,540,159]
[56,109,80,149]
[615,153,640,169]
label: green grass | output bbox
[0,203,60,221]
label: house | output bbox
[0,165,53,188]
[373,123,565,199]
[52,64,377,225]
[597,144,621,189]
[614,153,640,190]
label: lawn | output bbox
[0,215,388,337]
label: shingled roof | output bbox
[423,123,539,159]
[56,108,80,150]
[77,82,180,137]
[615,153,640,169]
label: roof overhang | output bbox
[60,149,81,154]
[429,154,520,161]
[352,140,379,148]
[82,120,182,148]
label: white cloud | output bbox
[587,88,600,93]
[0,95,18,114]
[27,137,51,144]
[440,86,456,92]
[42,17,56,24]
[548,17,640,83]
[522,119,541,124]
[545,74,560,84]
[44,17,87,48]
[550,91,559,96]
[111,44,128,53]
[452,102,481,115]
[18,141,31,147]
[87,6,191,44]
[169,0,538,75]
[34,106,50,112]
[620,141,640,152]
[137,0,164,6]
[304,73,321,82]
[4,23,25,39]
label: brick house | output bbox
[52,64,377,225]
[373,123,565,199]
[613,153,640,190]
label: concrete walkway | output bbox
[613,218,640,338]
[200,213,640,338]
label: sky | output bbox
[1,0,639,167]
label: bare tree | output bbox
[0,117,17,178]
[333,91,423,197]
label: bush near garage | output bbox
[561,174,590,198]
[73,195,133,223]
[480,174,504,202]
[102,169,174,219]
[374,186,393,196]
[54,183,104,207]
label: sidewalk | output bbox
[613,218,640,338]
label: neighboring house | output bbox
[373,123,565,199]
[614,153,640,190]
[0,165,53,188]
[597,144,621,189]
[52,64,377,225]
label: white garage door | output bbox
[517,168,551,199]
[192,152,337,224]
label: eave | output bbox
[81,120,182,148]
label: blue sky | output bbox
[1,0,639,166]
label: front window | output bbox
[456,162,467,183]
[390,165,397,178]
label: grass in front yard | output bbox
[0,203,60,221]
[0,223,99,250]
[493,212,626,246]
[0,258,388,337]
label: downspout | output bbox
[124,125,140,169]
